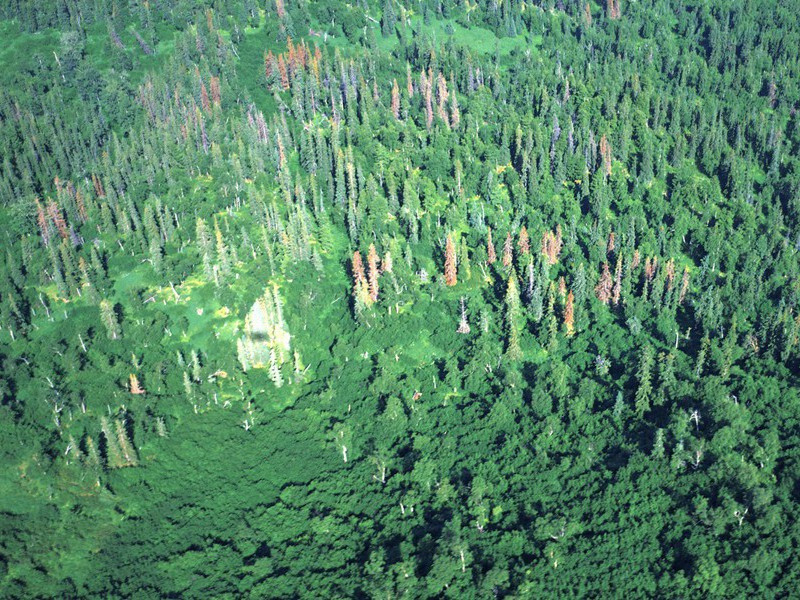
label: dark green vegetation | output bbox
[2,0,800,597]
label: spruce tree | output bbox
[635,344,655,416]
[505,272,522,360]
[99,300,120,340]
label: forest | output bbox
[1,0,800,597]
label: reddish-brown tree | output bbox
[265,50,275,80]
[35,199,50,246]
[48,200,68,239]
[644,256,658,282]
[665,258,676,291]
[422,69,434,129]
[631,248,641,270]
[75,189,87,222]
[130,374,145,395]
[367,244,380,302]
[352,250,372,307]
[436,72,449,126]
[277,55,290,90]
[564,290,575,336]
[541,227,563,265]
[596,262,613,303]
[444,234,457,286]
[200,80,210,112]
[352,250,366,286]
[600,134,613,176]
[276,134,287,168]
[92,174,105,198]
[768,79,778,108]
[487,228,497,264]
[391,79,400,120]
[502,233,514,268]
[449,74,460,128]
[210,76,221,106]
[518,226,530,255]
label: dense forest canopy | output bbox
[1,0,800,597]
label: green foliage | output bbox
[2,0,800,598]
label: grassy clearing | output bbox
[374,16,541,57]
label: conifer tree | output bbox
[269,348,284,387]
[191,350,202,382]
[35,199,51,247]
[99,300,120,339]
[444,234,457,286]
[564,290,575,336]
[149,237,163,276]
[719,317,738,381]
[391,79,400,120]
[679,267,690,304]
[695,334,710,378]
[457,297,470,334]
[381,0,397,35]
[130,374,145,395]
[352,250,372,310]
[421,68,433,129]
[100,416,124,469]
[115,418,138,466]
[595,263,613,304]
[352,250,366,290]
[367,244,380,302]
[600,134,613,175]
[277,55,289,90]
[214,218,231,277]
[573,263,587,306]
[486,227,497,264]
[635,344,655,416]
[449,74,460,128]
[85,436,100,470]
[505,272,522,360]
[518,226,530,256]
[631,249,641,271]
[196,217,214,279]
[612,255,623,305]
[200,79,211,112]
[6,250,24,289]
[658,351,677,402]
[48,244,68,298]
[558,277,567,303]
[652,429,665,459]
[502,233,514,268]
[436,72,449,126]
[541,227,563,265]
[184,370,194,396]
